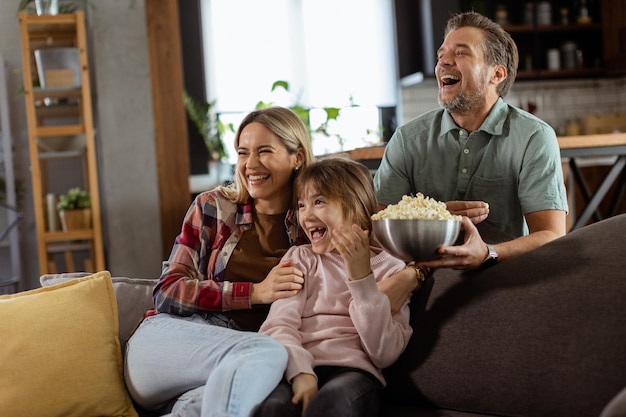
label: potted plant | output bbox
[56,187,91,231]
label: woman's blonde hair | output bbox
[220,106,314,203]
[294,156,378,232]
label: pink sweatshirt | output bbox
[259,244,413,385]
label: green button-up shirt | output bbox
[374,98,568,237]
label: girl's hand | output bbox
[251,259,304,304]
[291,373,318,413]
[332,224,372,280]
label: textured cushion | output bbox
[384,214,626,417]
[0,271,138,417]
[40,272,157,349]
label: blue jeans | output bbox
[124,313,288,417]
[254,366,382,417]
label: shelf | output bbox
[21,13,78,36]
[38,149,84,160]
[517,68,606,80]
[503,23,602,34]
[33,86,81,100]
[36,125,84,137]
[19,11,104,275]
[47,240,92,252]
[43,229,94,243]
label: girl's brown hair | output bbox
[294,156,378,232]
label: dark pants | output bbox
[254,366,382,417]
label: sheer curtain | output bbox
[201,0,398,157]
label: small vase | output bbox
[59,209,91,232]
[35,0,59,15]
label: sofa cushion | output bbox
[383,214,626,417]
[40,272,157,350]
[600,386,626,417]
[0,271,138,417]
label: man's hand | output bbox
[251,259,304,305]
[446,201,489,225]
[420,216,488,270]
[291,373,318,413]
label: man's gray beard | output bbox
[438,88,483,115]
[438,70,488,116]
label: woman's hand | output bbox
[332,224,372,281]
[291,373,318,412]
[446,200,489,225]
[251,259,304,305]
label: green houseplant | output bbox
[56,187,91,231]
[183,91,229,162]
[255,80,342,143]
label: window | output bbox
[201,0,398,159]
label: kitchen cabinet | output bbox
[395,0,626,80]
[18,11,104,274]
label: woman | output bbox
[124,106,315,417]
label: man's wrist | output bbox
[481,244,499,269]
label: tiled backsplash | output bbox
[399,76,626,136]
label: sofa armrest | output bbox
[384,214,626,417]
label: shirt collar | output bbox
[440,97,508,137]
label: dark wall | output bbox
[178,0,210,175]
[394,0,460,78]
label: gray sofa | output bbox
[38,214,626,417]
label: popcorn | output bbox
[372,193,461,221]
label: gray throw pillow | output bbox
[40,272,157,351]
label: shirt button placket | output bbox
[457,130,471,190]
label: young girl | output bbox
[256,157,413,417]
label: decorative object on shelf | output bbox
[537,1,552,25]
[560,7,570,25]
[547,48,561,70]
[57,187,91,231]
[34,47,81,89]
[494,4,508,26]
[523,2,534,25]
[17,0,88,15]
[577,0,592,24]
[34,0,58,15]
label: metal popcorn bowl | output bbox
[373,218,461,262]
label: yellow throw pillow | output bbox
[0,271,138,417]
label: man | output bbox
[374,11,568,273]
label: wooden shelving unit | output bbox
[19,11,104,275]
